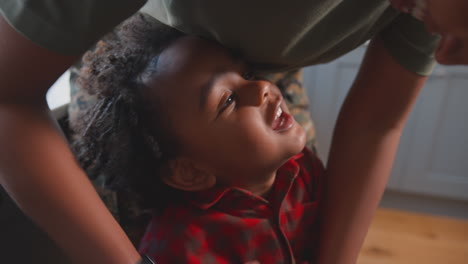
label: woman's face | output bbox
[143,36,306,186]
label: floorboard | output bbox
[358,208,468,264]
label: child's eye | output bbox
[224,93,236,107]
[220,92,237,113]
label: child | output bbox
[73,13,322,263]
[73,13,420,264]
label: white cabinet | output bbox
[304,46,468,202]
[393,66,468,200]
[46,71,70,109]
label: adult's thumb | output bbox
[435,34,468,65]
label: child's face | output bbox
[143,36,306,186]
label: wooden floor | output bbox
[357,208,468,264]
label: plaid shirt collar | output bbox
[140,149,323,263]
[185,152,304,212]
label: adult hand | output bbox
[435,34,468,65]
[389,0,468,65]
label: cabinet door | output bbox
[304,46,366,162]
[304,47,468,201]
[394,66,468,200]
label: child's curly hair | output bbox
[72,13,184,208]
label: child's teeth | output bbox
[276,108,282,119]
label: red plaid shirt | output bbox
[139,148,324,264]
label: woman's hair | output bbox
[71,13,184,208]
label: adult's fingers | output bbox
[435,34,468,65]
[388,0,416,13]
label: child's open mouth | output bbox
[272,106,294,132]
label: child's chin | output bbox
[282,134,307,161]
[290,125,307,151]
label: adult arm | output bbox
[317,36,427,264]
[0,15,140,264]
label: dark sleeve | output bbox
[0,0,146,55]
[380,13,440,76]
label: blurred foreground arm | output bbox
[0,15,140,264]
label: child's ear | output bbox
[163,157,216,191]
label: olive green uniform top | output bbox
[1,0,438,75]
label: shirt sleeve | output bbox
[0,0,146,55]
[380,13,440,76]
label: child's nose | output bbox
[242,80,270,106]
